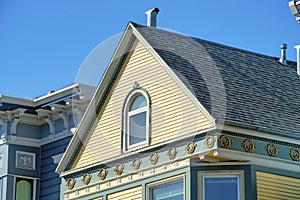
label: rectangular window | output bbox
[199,171,243,200]
[147,175,185,200]
[129,111,146,146]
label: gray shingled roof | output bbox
[132,22,300,138]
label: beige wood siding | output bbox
[107,186,142,200]
[257,171,300,200]
[72,41,212,169]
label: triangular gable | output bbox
[57,22,215,175]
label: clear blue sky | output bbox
[1,0,299,99]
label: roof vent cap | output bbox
[145,7,159,27]
[279,43,287,65]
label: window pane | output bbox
[151,180,184,200]
[129,112,146,145]
[204,177,238,200]
[130,95,147,111]
[16,179,32,200]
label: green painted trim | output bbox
[70,167,190,200]
[219,131,300,162]
[221,130,300,148]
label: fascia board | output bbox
[217,123,300,145]
[56,24,135,175]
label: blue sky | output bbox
[0,0,299,99]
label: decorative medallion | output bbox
[16,151,35,170]
[114,163,125,176]
[131,158,142,170]
[81,173,92,185]
[204,136,216,149]
[149,153,159,165]
[218,135,232,149]
[97,168,108,180]
[265,143,279,157]
[185,142,197,154]
[66,178,76,190]
[166,147,177,160]
[289,148,300,161]
[242,139,256,153]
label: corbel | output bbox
[73,106,83,125]
[0,116,7,142]
[44,116,55,137]
[58,111,69,135]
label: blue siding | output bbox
[40,136,72,200]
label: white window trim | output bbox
[13,176,36,200]
[146,174,186,200]
[198,170,244,200]
[123,89,150,151]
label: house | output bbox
[0,83,94,200]
[57,13,300,200]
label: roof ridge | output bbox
[130,22,297,64]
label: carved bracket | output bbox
[59,112,69,134]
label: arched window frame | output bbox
[14,177,36,200]
[123,88,150,151]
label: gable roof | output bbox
[57,22,300,175]
[133,22,300,138]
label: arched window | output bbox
[15,178,33,200]
[123,89,150,151]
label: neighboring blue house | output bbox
[0,83,94,200]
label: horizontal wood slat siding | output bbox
[257,171,300,200]
[72,41,211,169]
[40,136,72,200]
[107,186,142,200]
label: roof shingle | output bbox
[133,22,300,138]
